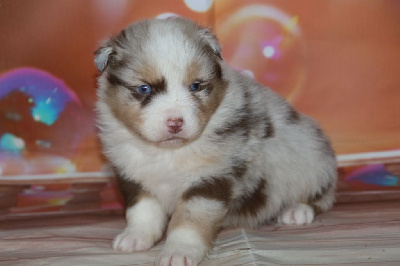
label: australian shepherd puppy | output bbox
[95,17,336,266]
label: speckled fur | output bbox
[95,17,337,266]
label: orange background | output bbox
[1,1,399,169]
[0,0,399,216]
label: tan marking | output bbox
[136,59,162,85]
[167,199,226,248]
[175,152,222,172]
[104,86,146,140]
[184,60,202,86]
[194,72,227,139]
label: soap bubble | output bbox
[217,4,306,101]
[184,0,214,12]
[0,67,84,175]
[157,12,179,20]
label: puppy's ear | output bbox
[94,43,114,72]
[199,27,223,60]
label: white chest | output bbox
[115,140,224,214]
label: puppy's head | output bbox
[95,17,226,148]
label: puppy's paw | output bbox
[156,244,204,266]
[279,203,314,225]
[157,253,198,266]
[114,198,167,252]
[113,230,156,252]
[156,228,207,266]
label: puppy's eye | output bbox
[189,81,201,92]
[137,84,151,94]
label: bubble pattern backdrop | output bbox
[0,0,399,215]
[0,68,84,176]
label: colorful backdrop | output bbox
[1,0,399,217]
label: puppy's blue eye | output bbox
[190,81,201,92]
[137,84,151,94]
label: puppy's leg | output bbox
[113,176,167,252]
[157,199,226,266]
[278,180,336,226]
[157,178,231,266]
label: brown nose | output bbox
[166,118,183,134]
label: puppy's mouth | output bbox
[156,136,188,148]
[164,136,185,141]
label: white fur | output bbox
[113,198,167,252]
[156,228,207,266]
[185,198,226,217]
[95,17,337,266]
[140,91,200,143]
[278,203,315,225]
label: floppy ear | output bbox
[199,27,223,60]
[94,44,114,72]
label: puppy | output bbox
[95,17,336,266]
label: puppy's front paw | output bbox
[156,228,207,266]
[279,203,314,225]
[114,198,167,252]
[156,243,204,266]
[113,230,156,252]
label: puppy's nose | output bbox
[166,118,184,134]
